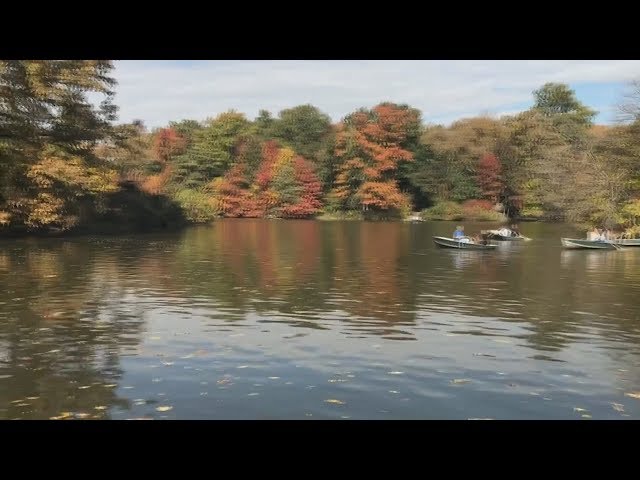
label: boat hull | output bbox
[561,238,619,250]
[610,239,640,247]
[489,234,526,241]
[433,236,496,250]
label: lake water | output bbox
[1,219,639,419]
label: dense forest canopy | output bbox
[2,60,640,235]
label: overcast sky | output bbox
[110,60,640,128]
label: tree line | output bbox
[2,60,640,235]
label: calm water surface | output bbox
[1,219,639,419]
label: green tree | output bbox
[271,104,333,162]
[173,111,250,188]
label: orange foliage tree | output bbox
[142,127,185,195]
[331,103,419,214]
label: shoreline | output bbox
[0,215,540,239]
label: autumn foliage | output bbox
[153,127,185,163]
[332,103,418,214]
[210,141,323,218]
[476,153,503,202]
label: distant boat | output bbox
[561,238,621,250]
[485,229,530,241]
[433,236,497,250]
[609,238,640,247]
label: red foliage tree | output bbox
[213,141,323,219]
[153,127,185,163]
[279,156,324,218]
[476,153,503,202]
[215,163,262,217]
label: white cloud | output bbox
[109,60,640,128]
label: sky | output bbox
[109,60,640,128]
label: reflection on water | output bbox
[1,219,640,419]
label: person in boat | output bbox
[453,225,465,239]
[587,227,600,241]
[497,226,511,237]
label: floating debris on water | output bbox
[156,406,173,412]
[625,392,640,400]
[611,403,625,412]
[325,399,345,405]
[451,379,471,385]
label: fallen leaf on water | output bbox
[612,403,625,412]
[573,407,588,413]
[324,399,345,405]
[624,392,640,400]
[156,406,173,412]
[94,406,107,411]
[451,379,471,385]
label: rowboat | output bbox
[560,238,621,250]
[484,229,530,241]
[609,238,640,247]
[433,236,496,250]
